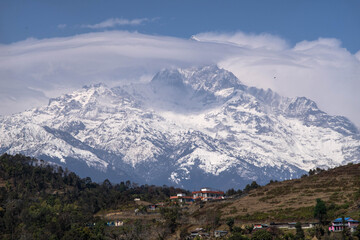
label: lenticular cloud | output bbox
[0,31,359,127]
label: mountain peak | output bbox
[183,65,245,92]
[149,65,245,105]
[150,68,186,88]
[1,66,359,190]
[151,65,244,91]
[82,83,108,89]
[48,83,111,108]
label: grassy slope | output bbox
[206,163,360,223]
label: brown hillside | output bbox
[199,163,360,223]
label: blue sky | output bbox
[0,0,360,127]
[1,0,359,53]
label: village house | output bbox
[269,222,317,229]
[189,228,210,238]
[253,224,269,230]
[329,217,359,232]
[106,220,124,227]
[148,204,156,211]
[169,193,194,204]
[192,188,224,201]
[214,230,228,237]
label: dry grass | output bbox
[210,163,360,222]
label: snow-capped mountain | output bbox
[1,65,359,189]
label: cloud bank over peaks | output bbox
[215,33,360,128]
[294,38,342,51]
[193,31,289,51]
[0,30,359,128]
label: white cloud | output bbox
[57,24,67,29]
[0,31,359,128]
[193,32,289,50]
[82,18,150,29]
[355,50,360,62]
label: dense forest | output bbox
[0,153,186,239]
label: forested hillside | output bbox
[0,154,185,239]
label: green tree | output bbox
[341,216,352,240]
[226,188,237,196]
[314,225,325,239]
[245,225,254,234]
[251,229,272,240]
[295,222,305,240]
[226,217,235,232]
[160,207,181,233]
[283,232,295,240]
[244,181,260,192]
[228,232,249,240]
[314,198,327,224]
[354,224,360,239]
[233,226,243,234]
